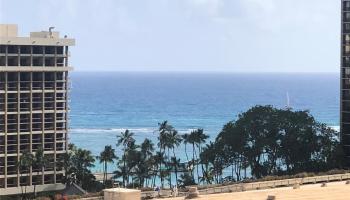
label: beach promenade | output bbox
[155,181,350,200]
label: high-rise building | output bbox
[342,1,350,166]
[0,24,74,195]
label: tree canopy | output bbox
[212,105,343,179]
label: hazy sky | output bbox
[0,0,340,72]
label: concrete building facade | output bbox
[342,1,350,166]
[0,24,74,195]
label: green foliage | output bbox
[116,129,136,187]
[212,105,343,180]
[59,105,343,193]
[178,172,196,188]
[62,144,97,191]
[97,145,117,187]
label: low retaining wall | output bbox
[104,188,141,200]
[80,173,350,199]
[199,173,350,195]
[0,183,65,196]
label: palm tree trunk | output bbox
[152,171,156,188]
[173,149,178,186]
[34,184,36,199]
[168,148,172,187]
[201,163,205,184]
[199,145,206,185]
[19,170,24,200]
[194,146,199,184]
[24,179,28,200]
[34,171,40,199]
[192,143,195,177]
[102,162,105,186]
[105,161,107,187]
[159,146,163,189]
[160,147,165,188]
[123,149,126,187]
[184,143,189,161]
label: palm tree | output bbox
[153,151,166,188]
[182,133,190,161]
[113,165,127,187]
[97,145,117,187]
[141,138,154,159]
[169,130,182,186]
[117,129,135,187]
[170,157,181,187]
[195,129,209,184]
[200,142,215,185]
[188,130,197,179]
[17,150,34,200]
[188,129,209,183]
[163,131,174,187]
[141,139,155,187]
[62,144,77,186]
[73,148,95,189]
[157,121,173,188]
[169,130,182,154]
[32,147,49,198]
[124,140,139,186]
[195,129,209,153]
[145,155,157,188]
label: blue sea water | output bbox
[69,72,339,173]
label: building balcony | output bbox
[344,25,350,34]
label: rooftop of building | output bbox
[0,24,75,46]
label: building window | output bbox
[345,24,350,31]
[345,34,350,43]
[345,68,350,78]
[344,79,350,89]
[347,1,350,8]
[343,90,350,100]
[345,57,350,64]
[32,46,43,54]
[0,45,6,54]
[346,45,350,54]
[20,46,31,54]
[345,45,350,54]
[346,12,350,21]
[0,56,5,66]
[7,45,18,54]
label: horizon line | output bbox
[71,70,340,74]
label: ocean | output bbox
[69,72,340,173]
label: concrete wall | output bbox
[0,24,18,37]
[104,188,141,200]
[30,31,60,39]
[0,183,65,196]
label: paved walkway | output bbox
[154,181,350,200]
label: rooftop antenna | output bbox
[49,27,55,38]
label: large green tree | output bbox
[213,105,342,180]
[62,144,96,191]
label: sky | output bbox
[0,0,341,72]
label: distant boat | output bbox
[286,92,291,109]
